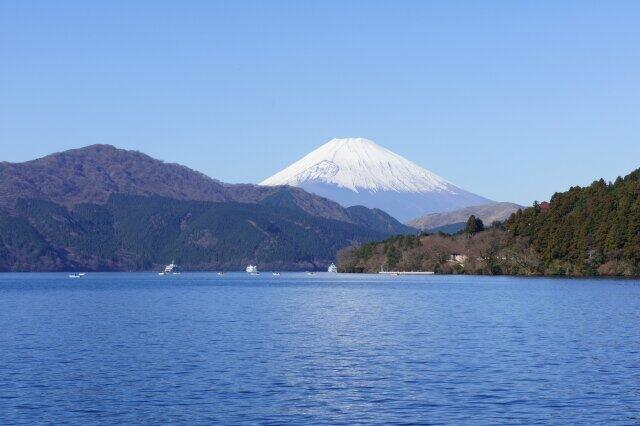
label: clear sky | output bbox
[1,1,638,205]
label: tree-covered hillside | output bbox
[0,144,412,233]
[339,168,640,277]
[0,194,390,272]
[505,171,640,275]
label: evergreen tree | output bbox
[465,215,484,235]
[386,245,401,269]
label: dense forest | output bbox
[0,144,417,271]
[0,194,391,272]
[506,170,640,275]
[0,144,413,234]
[339,168,640,276]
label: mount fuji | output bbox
[261,138,492,222]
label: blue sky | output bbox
[1,1,638,205]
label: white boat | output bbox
[159,261,180,275]
[307,271,316,276]
[217,272,226,276]
[69,273,83,279]
[246,265,259,275]
[327,263,338,273]
[272,272,281,276]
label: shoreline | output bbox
[1,271,639,280]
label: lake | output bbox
[1,273,639,424]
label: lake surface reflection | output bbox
[1,273,639,424]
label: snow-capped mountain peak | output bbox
[261,138,491,222]
[261,137,453,193]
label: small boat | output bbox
[272,272,281,276]
[327,263,338,273]
[246,264,259,275]
[217,272,226,276]
[69,273,84,279]
[159,261,180,275]
[307,271,316,276]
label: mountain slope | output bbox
[0,144,410,234]
[344,206,416,235]
[0,145,349,221]
[408,202,523,231]
[0,145,417,271]
[0,144,226,207]
[0,194,390,272]
[505,172,640,275]
[339,168,640,277]
[261,138,492,221]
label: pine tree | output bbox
[465,215,484,235]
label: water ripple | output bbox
[1,272,639,424]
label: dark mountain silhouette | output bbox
[0,144,350,221]
[0,145,413,271]
[0,195,391,272]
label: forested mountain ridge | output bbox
[343,206,416,235]
[0,144,227,207]
[0,145,416,271]
[505,171,640,275]
[0,144,412,233]
[0,194,390,272]
[0,145,353,224]
[339,168,640,276]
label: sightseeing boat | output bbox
[159,262,180,275]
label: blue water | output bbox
[1,273,639,424]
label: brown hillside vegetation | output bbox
[338,229,540,275]
[339,167,640,277]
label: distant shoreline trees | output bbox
[339,168,640,277]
